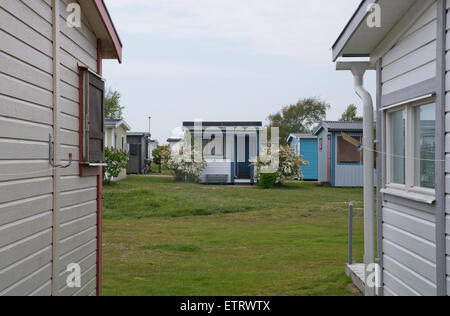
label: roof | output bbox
[80,0,123,63]
[104,119,131,130]
[313,121,364,135]
[167,138,182,143]
[127,132,151,137]
[287,133,317,143]
[183,121,263,128]
[332,0,417,62]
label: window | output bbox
[81,69,105,163]
[414,103,435,189]
[390,109,406,184]
[386,98,435,194]
[337,136,361,163]
[319,138,323,151]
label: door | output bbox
[300,139,318,181]
[236,135,251,179]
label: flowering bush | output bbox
[162,142,207,182]
[252,145,308,185]
[103,147,130,183]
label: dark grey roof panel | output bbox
[183,121,263,127]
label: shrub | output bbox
[104,147,130,184]
[259,173,277,189]
[252,145,309,185]
[162,142,207,182]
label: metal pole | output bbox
[349,202,353,265]
[148,116,152,135]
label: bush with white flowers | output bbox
[162,142,207,182]
[252,145,308,185]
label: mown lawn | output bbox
[102,176,364,296]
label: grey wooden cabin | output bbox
[127,132,151,174]
[333,0,449,296]
[0,0,122,296]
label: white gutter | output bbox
[336,62,376,296]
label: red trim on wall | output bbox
[97,39,102,76]
[93,0,122,63]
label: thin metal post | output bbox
[349,202,353,265]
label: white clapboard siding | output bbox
[0,3,52,57]
[381,3,437,96]
[445,2,450,294]
[56,2,98,292]
[0,0,101,296]
[378,1,443,296]
[200,161,232,183]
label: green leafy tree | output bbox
[340,104,363,122]
[267,97,330,145]
[104,88,124,120]
[103,147,129,184]
[152,146,171,173]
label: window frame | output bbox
[81,68,105,164]
[336,135,362,164]
[385,96,436,199]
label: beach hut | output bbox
[105,119,131,180]
[333,0,448,296]
[0,0,122,296]
[313,122,364,187]
[127,132,151,174]
[182,122,263,184]
[287,134,318,181]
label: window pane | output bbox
[337,136,361,163]
[414,103,435,189]
[390,109,406,184]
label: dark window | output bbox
[337,136,361,163]
[319,138,323,151]
[82,70,105,163]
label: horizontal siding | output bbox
[0,0,100,296]
[383,270,421,296]
[381,2,437,96]
[200,162,232,183]
[444,14,449,289]
[56,0,99,295]
[382,197,437,295]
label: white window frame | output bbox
[384,96,436,203]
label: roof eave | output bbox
[93,0,123,63]
[332,0,377,62]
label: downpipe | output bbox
[337,62,376,296]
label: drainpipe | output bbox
[336,62,376,297]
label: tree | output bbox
[152,146,171,173]
[267,97,330,145]
[340,104,363,122]
[104,88,124,120]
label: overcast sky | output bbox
[103,0,375,143]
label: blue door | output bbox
[235,135,251,179]
[300,139,318,181]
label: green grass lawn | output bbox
[102,176,364,296]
